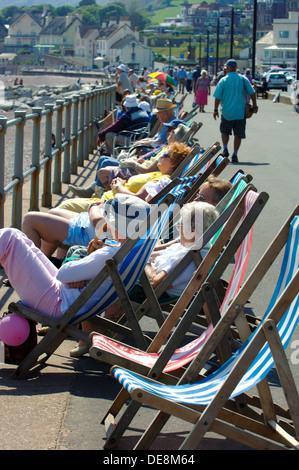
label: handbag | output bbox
[243,79,254,118]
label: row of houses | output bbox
[3,11,154,71]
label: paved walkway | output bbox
[0,88,298,451]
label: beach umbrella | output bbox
[148,78,159,85]
[148,72,176,87]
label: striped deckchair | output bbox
[112,208,299,450]
[90,183,258,375]
[94,185,268,449]
[9,188,187,379]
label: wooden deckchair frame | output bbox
[8,190,185,379]
[112,206,299,450]
[100,187,269,448]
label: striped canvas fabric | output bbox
[71,187,187,324]
[112,216,299,405]
[91,186,257,371]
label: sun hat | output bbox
[164,118,185,129]
[138,101,151,113]
[103,194,151,238]
[173,123,190,140]
[153,98,176,113]
[117,64,127,72]
[123,94,138,107]
[226,59,237,68]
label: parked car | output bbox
[285,72,296,84]
[266,72,288,91]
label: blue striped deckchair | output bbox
[90,181,258,375]
[112,209,299,450]
[93,185,268,449]
[9,188,187,379]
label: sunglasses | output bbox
[160,153,170,159]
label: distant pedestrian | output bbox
[128,69,138,90]
[192,65,201,92]
[177,66,187,93]
[116,64,133,104]
[213,59,258,163]
[195,70,211,112]
[186,68,193,93]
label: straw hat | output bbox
[153,98,176,113]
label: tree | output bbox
[78,0,96,7]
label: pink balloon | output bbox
[0,314,30,346]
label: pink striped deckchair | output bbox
[90,189,262,374]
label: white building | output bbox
[256,11,298,68]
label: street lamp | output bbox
[167,39,172,70]
[252,0,257,78]
[131,42,136,63]
[206,29,210,70]
[230,7,234,58]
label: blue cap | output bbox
[226,59,237,67]
[164,119,185,129]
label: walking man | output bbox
[177,66,187,93]
[213,59,258,163]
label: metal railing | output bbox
[0,83,116,229]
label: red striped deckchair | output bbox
[90,189,258,374]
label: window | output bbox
[279,31,289,39]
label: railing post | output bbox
[42,103,54,207]
[84,91,90,159]
[77,93,85,167]
[12,109,26,228]
[62,98,72,182]
[71,94,79,174]
[30,107,42,211]
[0,115,7,228]
[53,99,64,193]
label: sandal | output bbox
[2,279,12,288]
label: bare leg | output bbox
[221,133,229,147]
[233,135,242,154]
[21,211,71,254]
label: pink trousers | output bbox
[0,228,63,318]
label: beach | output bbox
[0,73,102,187]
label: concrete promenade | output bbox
[0,88,298,452]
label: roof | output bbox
[110,35,135,49]
[40,15,81,35]
[10,11,44,28]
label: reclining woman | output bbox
[21,142,191,259]
[70,200,219,356]
[0,195,150,326]
[66,122,190,208]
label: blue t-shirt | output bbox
[213,72,255,121]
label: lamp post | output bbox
[168,39,172,70]
[252,0,257,78]
[199,35,202,69]
[131,41,136,65]
[230,7,234,58]
[216,18,220,75]
[206,29,210,70]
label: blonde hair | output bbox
[180,201,219,248]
